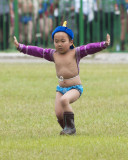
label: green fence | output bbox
[0,0,128,52]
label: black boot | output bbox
[57,119,64,129]
[60,112,76,135]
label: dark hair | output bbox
[68,35,72,41]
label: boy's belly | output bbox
[58,75,82,87]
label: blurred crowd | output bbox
[0,0,128,51]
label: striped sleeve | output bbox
[17,44,55,62]
[78,41,107,59]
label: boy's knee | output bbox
[60,96,69,107]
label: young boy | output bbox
[14,21,110,135]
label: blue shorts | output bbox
[20,16,32,24]
[56,85,83,96]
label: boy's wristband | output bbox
[103,41,107,48]
[17,43,23,52]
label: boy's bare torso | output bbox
[53,49,81,87]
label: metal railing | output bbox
[0,0,128,52]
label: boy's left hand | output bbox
[105,34,110,47]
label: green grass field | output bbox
[0,63,128,160]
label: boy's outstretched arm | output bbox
[13,36,55,62]
[77,34,111,59]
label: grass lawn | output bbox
[0,63,128,160]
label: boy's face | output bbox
[54,32,73,54]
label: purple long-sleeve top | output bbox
[18,42,107,73]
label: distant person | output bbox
[75,0,95,45]
[14,21,110,135]
[58,0,75,30]
[33,0,39,45]
[38,0,53,47]
[54,0,59,27]
[93,0,99,41]
[18,0,33,45]
[48,0,54,43]
[116,0,128,50]
[10,0,15,38]
[74,0,80,45]
[94,0,98,20]
[0,0,10,50]
[83,0,95,43]
[99,0,115,47]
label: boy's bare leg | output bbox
[59,89,80,135]
[60,89,80,112]
[55,92,65,120]
[55,92,65,129]
[55,89,80,130]
[55,89,80,118]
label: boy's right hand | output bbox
[14,36,19,49]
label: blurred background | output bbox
[0,0,128,52]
